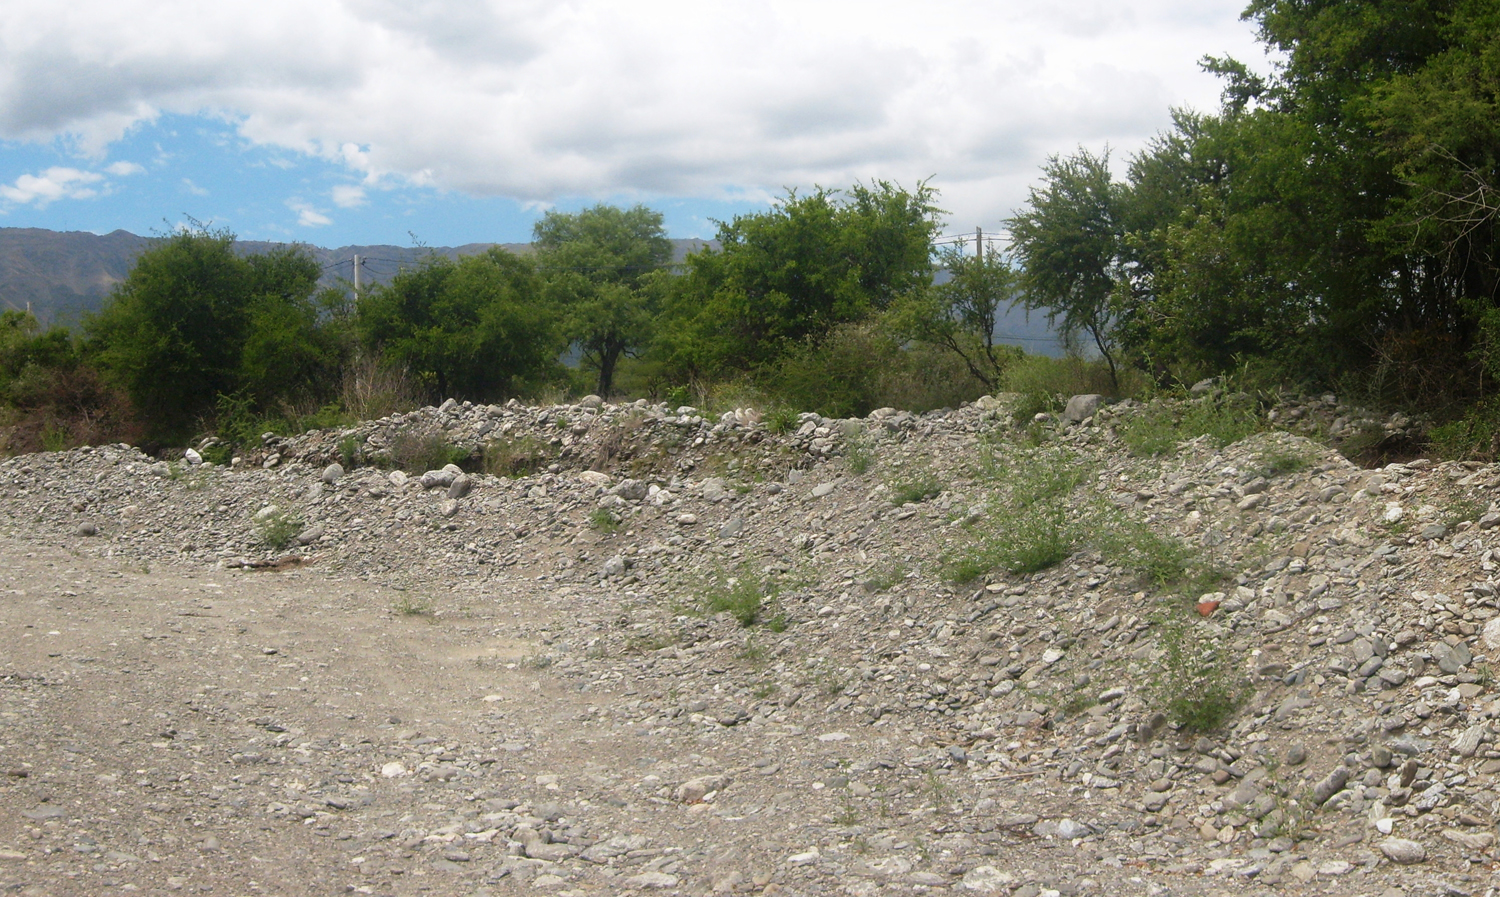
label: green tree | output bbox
[356,248,559,402]
[85,229,327,442]
[1007,148,1125,388]
[661,181,942,376]
[533,204,672,397]
[887,246,1023,390]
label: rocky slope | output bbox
[1,392,1498,896]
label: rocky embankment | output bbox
[1,392,1498,896]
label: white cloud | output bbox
[181,178,208,196]
[288,198,331,227]
[0,166,104,207]
[0,1,1266,227]
[105,160,145,176]
[330,184,366,208]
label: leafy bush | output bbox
[1428,396,1500,461]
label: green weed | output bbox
[700,564,781,628]
[338,434,362,469]
[1152,622,1248,732]
[844,433,877,474]
[393,594,434,617]
[253,507,304,550]
[888,469,944,505]
[390,428,470,473]
[1120,395,1265,457]
[1253,447,1311,478]
[764,406,801,435]
[589,507,622,533]
[863,562,907,592]
[482,435,555,477]
[944,447,1213,591]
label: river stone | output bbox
[1062,394,1104,423]
[1379,837,1426,864]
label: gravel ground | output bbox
[2,393,1499,897]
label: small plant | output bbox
[40,425,68,453]
[199,442,233,465]
[764,406,801,435]
[1253,447,1311,478]
[390,428,470,474]
[589,507,622,533]
[888,469,944,506]
[844,433,876,474]
[739,635,769,664]
[863,562,907,592]
[942,450,1085,582]
[1151,622,1248,733]
[700,565,779,627]
[253,506,303,550]
[393,594,434,617]
[1443,496,1488,529]
[483,435,555,477]
[1060,690,1097,717]
[1094,511,1209,590]
[752,681,779,699]
[338,435,362,469]
[1120,395,1265,458]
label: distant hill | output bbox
[0,228,715,328]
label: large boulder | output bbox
[1062,394,1104,424]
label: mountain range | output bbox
[0,227,713,328]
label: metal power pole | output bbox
[975,227,983,263]
[353,255,361,298]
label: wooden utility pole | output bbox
[976,226,983,263]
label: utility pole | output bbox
[975,226,983,263]
[352,255,361,299]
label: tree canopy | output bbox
[85,229,327,442]
[533,204,672,397]
[660,181,943,377]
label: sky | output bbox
[0,0,1268,248]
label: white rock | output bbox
[961,866,1014,892]
[380,762,406,778]
[1379,837,1426,864]
[1483,617,1500,652]
[624,872,678,889]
